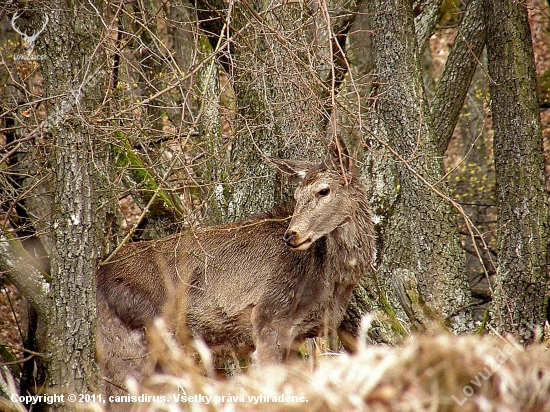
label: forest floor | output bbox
[104,321,550,412]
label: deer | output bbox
[97,136,375,398]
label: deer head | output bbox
[270,136,354,251]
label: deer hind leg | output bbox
[98,299,153,409]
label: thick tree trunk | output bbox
[47,125,103,400]
[40,1,106,405]
[228,0,325,220]
[484,0,549,342]
[367,0,472,332]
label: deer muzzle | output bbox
[283,230,312,251]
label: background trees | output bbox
[366,0,472,332]
[485,0,549,342]
[0,0,548,409]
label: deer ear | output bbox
[327,134,350,171]
[266,157,313,182]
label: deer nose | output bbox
[283,230,296,246]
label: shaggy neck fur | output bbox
[326,180,374,284]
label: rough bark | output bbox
[336,3,405,344]
[39,1,106,404]
[484,0,549,342]
[195,34,227,223]
[48,128,103,399]
[340,273,406,345]
[367,0,472,331]
[413,0,444,52]
[228,0,325,220]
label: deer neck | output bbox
[326,192,373,282]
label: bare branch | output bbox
[0,230,50,320]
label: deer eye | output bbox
[317,188,330,198]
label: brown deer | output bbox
[97,137,375,395]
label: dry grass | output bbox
[103,318,550,412]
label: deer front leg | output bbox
[251,310,293,364]
[252,325,294,364]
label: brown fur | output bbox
[97,138,375,399]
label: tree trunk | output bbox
[228,0,325,220]
[431,0,485,154]
[413,0,444,52]
[484,0,549,342]
[40,1,106,405]
[446,57,496,320]
[367,0,472,332]
[195,33,227,223]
